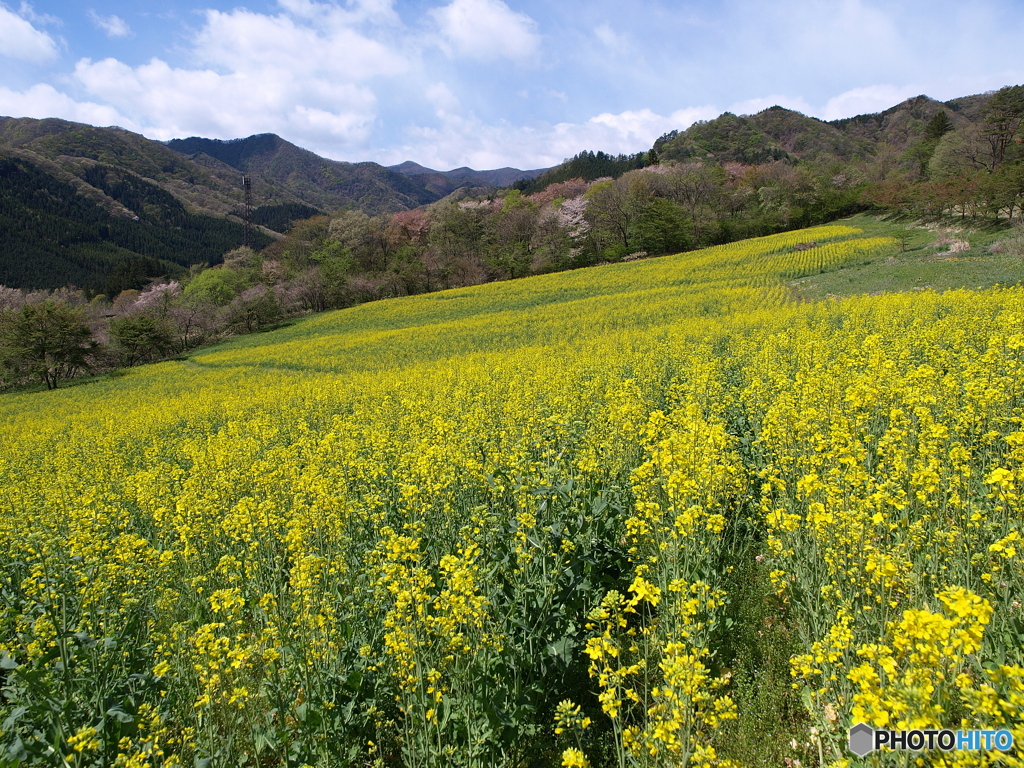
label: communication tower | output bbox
[242,175,253,248]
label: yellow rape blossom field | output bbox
[1,220,1022,768]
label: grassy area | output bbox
[789,214,1024,300]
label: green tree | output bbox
[982,85,1024,167]
[0,301,97,390]
[428,202,485,286]
[309,241,355,309]
[904,112,954,178]
[584,177,645,258]
[629,197,692,255]
[183,267,244,306]
[979,162,1024,222]
[659,163,727,243]
[485,191,539,278]
[925,110,954,141]
[227,286,283,332]
[328,210,375,269]
[109,313,176,367]
[929,126,991,176]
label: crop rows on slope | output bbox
[1,224,1021,768]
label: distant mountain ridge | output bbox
[388,160,547,189]
[652,94,975,166]
[518,91,992,194]
[164,134,546,213]
[166,134,435,214]
[0,119,548,290]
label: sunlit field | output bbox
[2,222,1022,767]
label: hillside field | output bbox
[1,218,1023,767]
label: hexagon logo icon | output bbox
[849,723,875,756]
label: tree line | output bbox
[0,261,284,391]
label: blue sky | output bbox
[2,0,1023,170]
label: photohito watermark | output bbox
[848,723,1015,757]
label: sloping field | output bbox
[1,222,1022,767]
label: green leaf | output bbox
[106,706,134,724]
[545,636,576,665]
[2,707,28,732]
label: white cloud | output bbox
[818,84,919,121]
[64,6,412,153]
[276,0,399,25]
[17,2,59,26]
[73,56,379,148]
[0,83,128,125]
[192,8,407,80]
[376,105,718,170]
[0,4,58,62]
[594,23,624,51]
[586,107,716,146]
[728,94,815,117]
[88,11,132,38]
[426,82,460,115]
[291,104,374,137]
[431,0,540,61]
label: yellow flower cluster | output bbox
[0,218,1019,766]
[848,587,992,729]
[581,401,744,766]
[753,294,1024,762]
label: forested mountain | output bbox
[388,161,547,195]
[515,92,989,192]
[2,86,1022,294]
[0,119,544,290]
[0,149,271,293]
[0,118,318,291]
[499,87,1022,246]
[258,84,1022,310]
[166,134,434,214]
[650,94,969,166]
[0,117,264,218]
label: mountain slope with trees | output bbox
[166,134,437,214]
[0,149,270,293]
[0,117,257,217]
[2,85,1022,298]
[0,119,545,290]
[389,160,547,194]
[253,84,1023,314]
